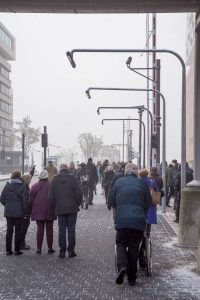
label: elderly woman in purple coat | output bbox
[30,170,56,254]
[138,169,158,268]
[139,169,158,230]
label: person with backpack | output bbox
[77,163,92,209]
[0,170,27,256]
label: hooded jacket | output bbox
[49,169,82,215]
[0,179,27,217]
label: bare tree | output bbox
[101,145,120,162]
[14,116,40,166]
[59,147,78,164]
[78,132,103,162]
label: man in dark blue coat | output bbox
[109,163,151,286]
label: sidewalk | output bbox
[0,192,199,299]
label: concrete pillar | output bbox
[178,12,200,247]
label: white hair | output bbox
[125,163,138,176]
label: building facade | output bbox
[186,13,195,167]
[0,21,15,153]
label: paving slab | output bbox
[0,190,199,299]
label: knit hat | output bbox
[38,170,48,180]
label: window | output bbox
[0,65,9,80]
[0,101,12,113]
[0,117,10,130]
[0,83,11,97]
[0,28,12,50]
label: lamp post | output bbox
[102,118,146,168]
[97,105,153,167]
[86,86,166,176]
[66,48,186,189]
[97,105,152,164]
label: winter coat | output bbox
[76,167,93,192]
[109,174,151,231]
[49,169,82,215]
[141,176,158,224]
[86,162,98,186]
[103,170,115,198]
[149,172,163,192]
[23,184,31,216]
[107,170,124,209]
[0,179,27,218]
[166,166,174,187]
[30,179,56,221]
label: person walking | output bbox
[166,163,174,207]
[86,158,98,205]
[76,162,92,209]
[103,166,115,203]
[30,170,56,254]
[0,170,27,255]
[49,164,82,259]
[20,174,31,250]
[45,160,58,182]
[109,163,151,285]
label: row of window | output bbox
[0,27,12,50]
[0,134,10,146]
[0,83,11,97]
[0,65,9,80]
[0,100,12,114]
[0,117,10,130]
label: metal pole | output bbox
[44,126,47,168]
[188,12,200,187]
[22,133,25,175]
[138,108,142,169]
[122,120,125,161]
[156,59,161,168]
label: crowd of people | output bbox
[0,157,193,286]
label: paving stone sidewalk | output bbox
[0,191,200,300]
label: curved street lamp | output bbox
[102,118,146,168]
[66,47,186,189]
[86,86,166,181]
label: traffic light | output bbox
[151,134,157,149]
[41,133,48,148]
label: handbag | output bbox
[150,180,161,205]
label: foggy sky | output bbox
[0,12,186,166]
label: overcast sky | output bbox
[0,12,187,165]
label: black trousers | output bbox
[116,228,143,281]
[6,217,23,252]
[21,216,30,244]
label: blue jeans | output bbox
[58,213,77,253]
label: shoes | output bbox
[14,251,23,256]
[58,251,65,258]
[90,203,94,205]
[48,249,55,254]
[128,279,136,286]
[6,251,13,255]
[36,249,41,254]
[116,267,126,285]
[68,251,77,258]
[20,243,30,250]
[166,204,171,207]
